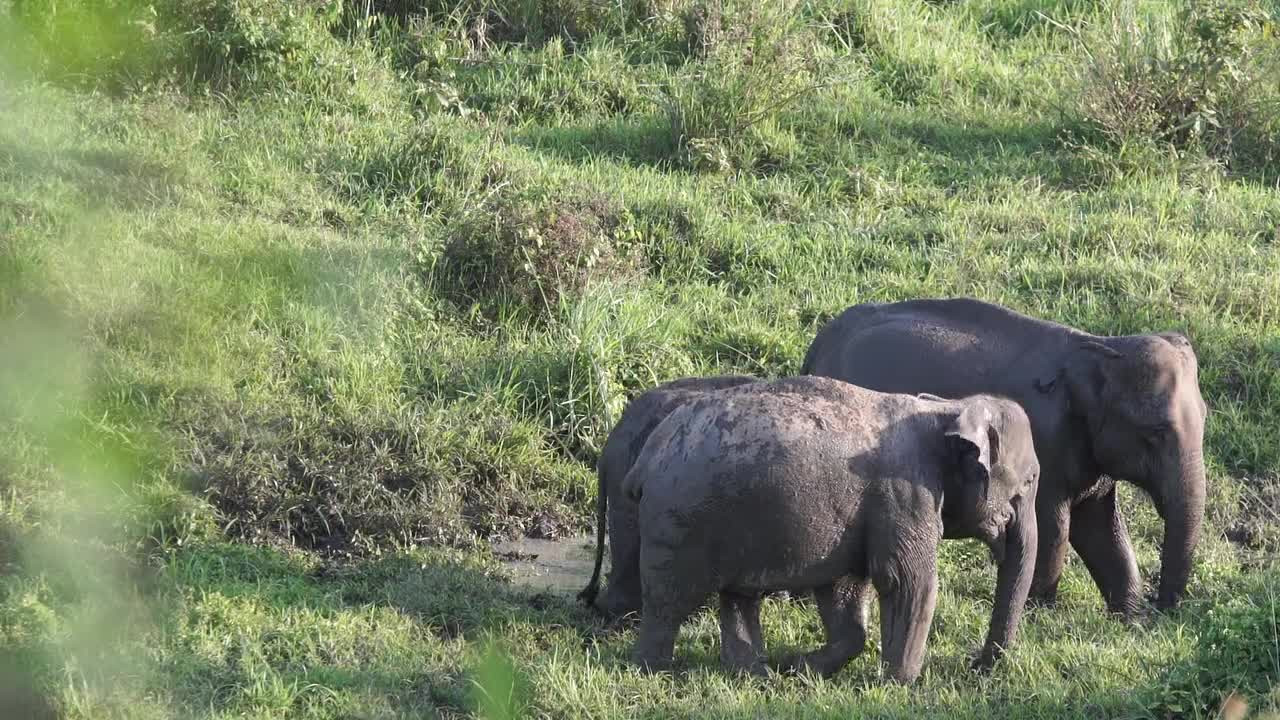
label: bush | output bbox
[433,185,646,319]
[166,0,328,79]
[1077,0,1280,174]
[661,0,833,171]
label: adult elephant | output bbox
[801,298,1207,614]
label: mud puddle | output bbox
[492,535,601,593]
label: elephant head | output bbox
[1052,332,1208,608]
[939,396,1040,668]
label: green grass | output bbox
[1,0,1279,717]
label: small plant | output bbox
[661,0,833,172]
[1076,0,1279,173]
[435,186,645,319]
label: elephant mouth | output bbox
[987,533,1007,565]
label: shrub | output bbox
[661,0,833,171]
[433,186,646,319]
[1076,0,1280,174]
[160,0,393,98]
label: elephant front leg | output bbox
[719,592,767,676]
[875,554,939,684]
[780,577,870,678]
[1069,488,1141,617]
[1030,497,1072,606]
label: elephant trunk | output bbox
[1154,448,1206,609]
[976,486,1038,670]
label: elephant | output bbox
[801,297,1208,614]
[578,375,759,619]
[624,376,1040,682]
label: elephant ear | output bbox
[1158,332,1198,368]
[1060,339,1126,433]
[945,402,999,503]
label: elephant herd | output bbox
[577,297,1209,683]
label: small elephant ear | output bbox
[945,403,999,501]
[1158,332,1198,366]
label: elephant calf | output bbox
[579,375,758,619]
[625,376,1040,682]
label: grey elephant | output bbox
[624,376,1040,682]
[802,297,1207,614]
[579,375,758,619]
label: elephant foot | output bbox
[596,592,642,623]
[727,660,770,678]
[777,648,850,679]
[1027,590,1059,609]
[632,652,673,675]
[1106,598,1143,621]
[969,645,1004,674]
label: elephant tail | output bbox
[578,457,608,608]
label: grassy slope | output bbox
[1,0,1279,717]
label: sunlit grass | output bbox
[1,0,1278,717]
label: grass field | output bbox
[1,0,1279,717]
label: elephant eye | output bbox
[1142,423,1171,445]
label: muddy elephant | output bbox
[624,376,1040,682]
[802,297,1207,614]
[578,375,758,619]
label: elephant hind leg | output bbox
[781,577,871,679]
[719,592,766,676]
[633,542,712,673]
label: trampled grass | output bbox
[1,0,1278,717]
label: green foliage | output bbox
[1076,0,1280,175]
[160,0,345,86]
[434,184,646,319]
[1,0,1280,716]
[349,0,678,46]
[1155,574,1280,717]
[661,0,835,171]
[192,397,588,551]
[1,0,163,89]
